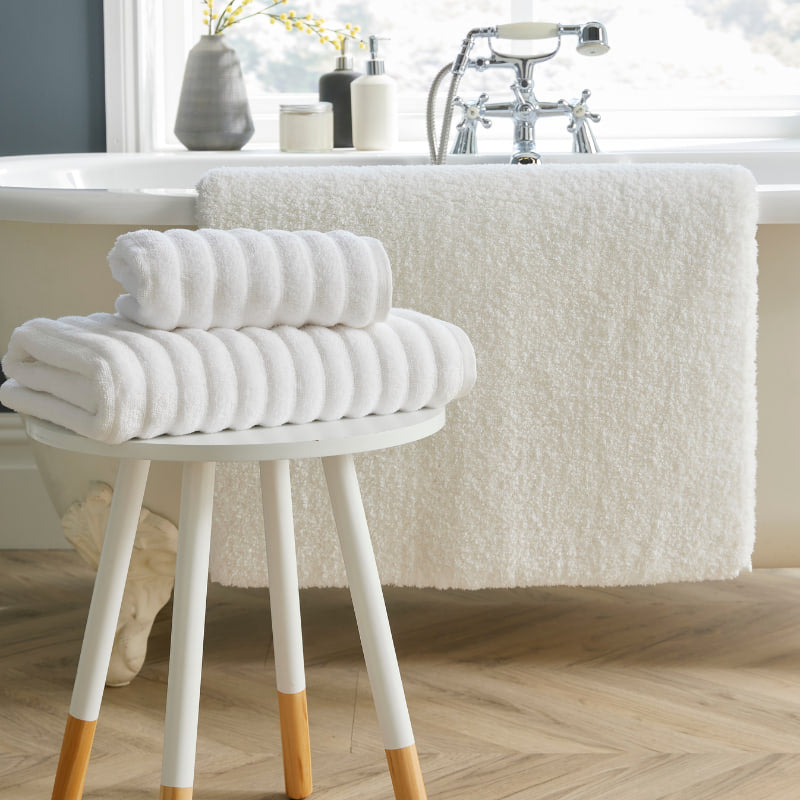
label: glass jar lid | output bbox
[279,102,333,115]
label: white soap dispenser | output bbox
[351,35,398,151]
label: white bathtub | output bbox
[1,147,798,573]
[0,143,797,225]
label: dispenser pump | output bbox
[366,35,387,75]
[335,37,354,71]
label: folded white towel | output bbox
[108,228,392,330]
[0,310,475,444]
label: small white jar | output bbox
[279,102,334,153]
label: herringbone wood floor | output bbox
[2,550,799,800]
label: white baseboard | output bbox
[0,414,68,548]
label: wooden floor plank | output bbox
[2,551,799,799]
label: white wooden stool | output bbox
[25,408,445,800]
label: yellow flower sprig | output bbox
[201,0,366,51]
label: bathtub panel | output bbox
[0,223,797,567]
[0,455,63,548]
[751,225,800,567]
[1,221,185,550]
[1,222,177,349]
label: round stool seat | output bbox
[23,407,445,461]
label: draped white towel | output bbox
[0,310,475,444]
[196,162,759,590]
[108,227,393,330]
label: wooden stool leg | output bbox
[160,462,216,800]
[260,460,312,800]
[52,458,151,800]
[322,455,427,800]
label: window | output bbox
[105,0,800,152]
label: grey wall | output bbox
[0,0,106,156]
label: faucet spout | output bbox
[510,152,541,165]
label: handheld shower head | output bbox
[576,22,609,56]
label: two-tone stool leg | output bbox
[322,454,427,800]
[160,462,216,800]
[52,458,151,800]
[260,460,312,799]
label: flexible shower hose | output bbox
[426,62,460,165]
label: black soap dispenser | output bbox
[319,39,362,148]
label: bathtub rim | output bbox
[0,147,795,225]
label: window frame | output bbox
[103,0,800,153]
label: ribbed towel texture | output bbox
[1,225,476,443]
[1,310,474,444]
[109,228,392,330]
[197,163,759,590]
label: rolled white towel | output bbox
[0,310,476,444]
[108,228,393,330]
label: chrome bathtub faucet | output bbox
[428,21,609,165]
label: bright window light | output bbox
[106,0,800,151]
[221,1,800,98]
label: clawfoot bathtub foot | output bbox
[61,482,178,686]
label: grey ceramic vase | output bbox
[174,35,255,150]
